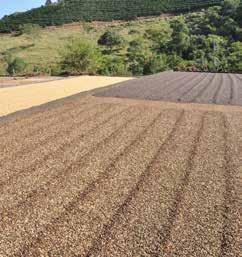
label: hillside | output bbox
[0,0,222,32]
[0,17,168,75]
[0,1,241,76]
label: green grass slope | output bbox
[0,17,165,75]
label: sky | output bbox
[0,0,57,18]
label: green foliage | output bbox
[126,38,152,75]
[143,54,168,75]
[0,0,223,32]
[98,55,128,76]
[98,30,125,50]
[228,41,242,72]
[145,21,172,52]
[236,5,242,25]
[81,21,96,33]
[169,16,190,56]
[6,55,27,75]
[19,23,41,35]
[128,29,140,35]
[45,0,53,6]
[60,39,101,75]
[188,34,229,72]
[221,0,241,16]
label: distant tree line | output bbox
[0,0,223,32]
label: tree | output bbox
[236,6,242,25]
[145,20,172,53]
[45,0,52,6]
[60,39,101,75]
[127,38,152,75]
[98,55,128,76]
[143,54,168,75]
[221,0,240,16]
[169,16,190,57]
[228,42,242,72]
[98,31,125,52]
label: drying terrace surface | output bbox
[95,71,242,106]
[0,75,132,117]
[0,94,240,257]
[0,76,64,88]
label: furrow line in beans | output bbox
[155,112,206,257]
[189,73,217,102]
[234,74,242,82]
[0,101,101,155]
[84,110,186,257]
[228,74,241,105]
[0,103,112,165]
[10,108,176,256]
[0,105,130,187]
[95,72,183,99]
[0,106,141,212]
[90,111,204,257]
[219,114,241,257]
[142,72,190,100]
[149,112,226,257]
[0,96,90,137]
[175,74,209,101]
[173,73,209,102]
[136,72,185,99]
[158,73,200,100]
[227,74,235,104]
[146,73,195,100]
[212,74,224,104]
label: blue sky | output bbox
[0,0,57,18]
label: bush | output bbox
[98,55,128,76]
[6,56,27,75]
[143,54,168,75]
[127,38,152,75]
[98,30,125,51]
[144,21,172,52]
[19,23,41,35]
[228,41,242,72]
[60,39,101,75]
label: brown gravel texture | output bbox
[95,71,242,106]
[0,92,241,257]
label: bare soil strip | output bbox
[95,72,242,106]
